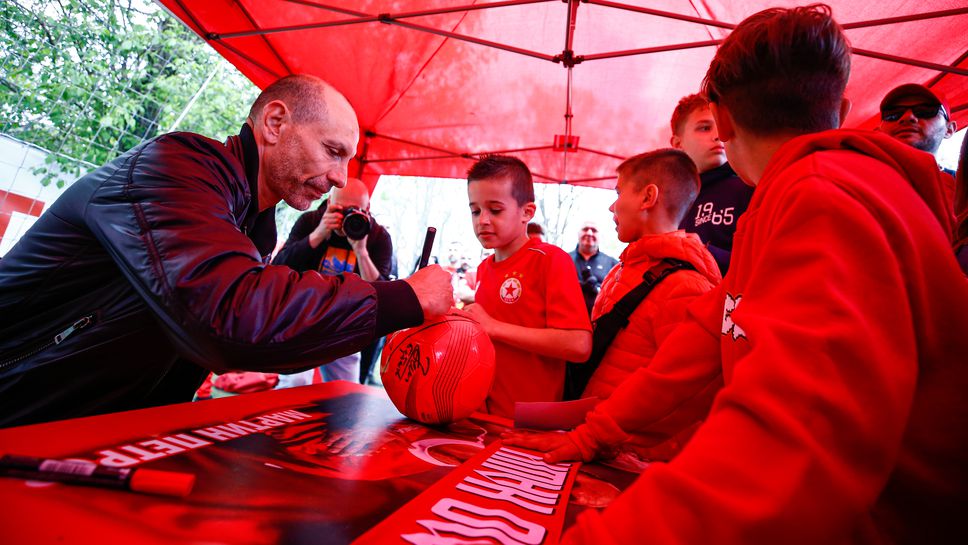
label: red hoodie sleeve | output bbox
[564,174,920,545]
[570,285,724,459]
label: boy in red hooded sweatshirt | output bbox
[506,5,968,544]
[580,149,720,460]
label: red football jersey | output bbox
[475,238,591,417]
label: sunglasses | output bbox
[880,104,947,122]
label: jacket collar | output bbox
[238,123,261,228]
[573,246,600,261]
[700,161,736,186]
[230,123,277,259]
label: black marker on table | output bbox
[0,453,195,497]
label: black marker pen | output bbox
[0,453,195,497]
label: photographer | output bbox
[274,178,392,282]
[274,178,394,383]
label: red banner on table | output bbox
[356,441,579,545]
[0,382,636,544]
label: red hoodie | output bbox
[583,231,720,460]
[563,130,968,545]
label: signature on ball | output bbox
[395,343,431,381]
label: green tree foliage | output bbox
[0,0,258,186]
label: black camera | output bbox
[341,206,371,240]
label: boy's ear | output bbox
[670,134,682,149]
[838,98,852,128]
[709,102,734,142]
[640,184,659,210]
[523,202,536,221]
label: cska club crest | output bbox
[499,274,523,304]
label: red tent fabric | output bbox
[158,0,968,189]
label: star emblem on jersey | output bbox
[721,292,747,340]
[499,277,523,304]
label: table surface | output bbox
[0,381,640,544]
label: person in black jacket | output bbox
[274,178,392,281]
[670,93,754,275]
[568,221,618,316]
[274,177,393,383]
[0,75,452,427]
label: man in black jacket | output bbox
[275,178,392,281]
[569,221,618,316]
[0,75,452,427]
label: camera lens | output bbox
[341,207,371,240]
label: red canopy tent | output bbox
[158,0,968,189]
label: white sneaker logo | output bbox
[722,293,747,340]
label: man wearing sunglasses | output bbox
[878,83,958,178]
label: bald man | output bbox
[0,75,452,427]
[274,178,395,382]
[275,178,390,281]
[569,220,618,316]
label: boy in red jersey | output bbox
[507,5,968,544]
[458,155,592,418]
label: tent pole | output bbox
[585,0,735,29]
[560,0,580,185]
[580,147,626,160]
[284,0,368,17]
[383,19,556,62]
[286,0,552,21]
[367,154,470,164]
[369,132,467,158]
[580,39,721,62]
[210,39,282,79]
[927,50,968,87]
[852,48,968,77]
[367,145,557,163]
[842,7,968,29]
[216,0,555,40]
[234,0,295,74]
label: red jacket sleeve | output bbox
[570,286,724,459]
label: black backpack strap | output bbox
[603,258,696,330]
[564,258,697,400]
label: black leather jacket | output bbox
[0,125,422,426]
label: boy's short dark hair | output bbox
[670,94,710,137]
[617,149,700,225]
[467,155,535,206]
[527,222,545,236]
[701,3,850,136]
